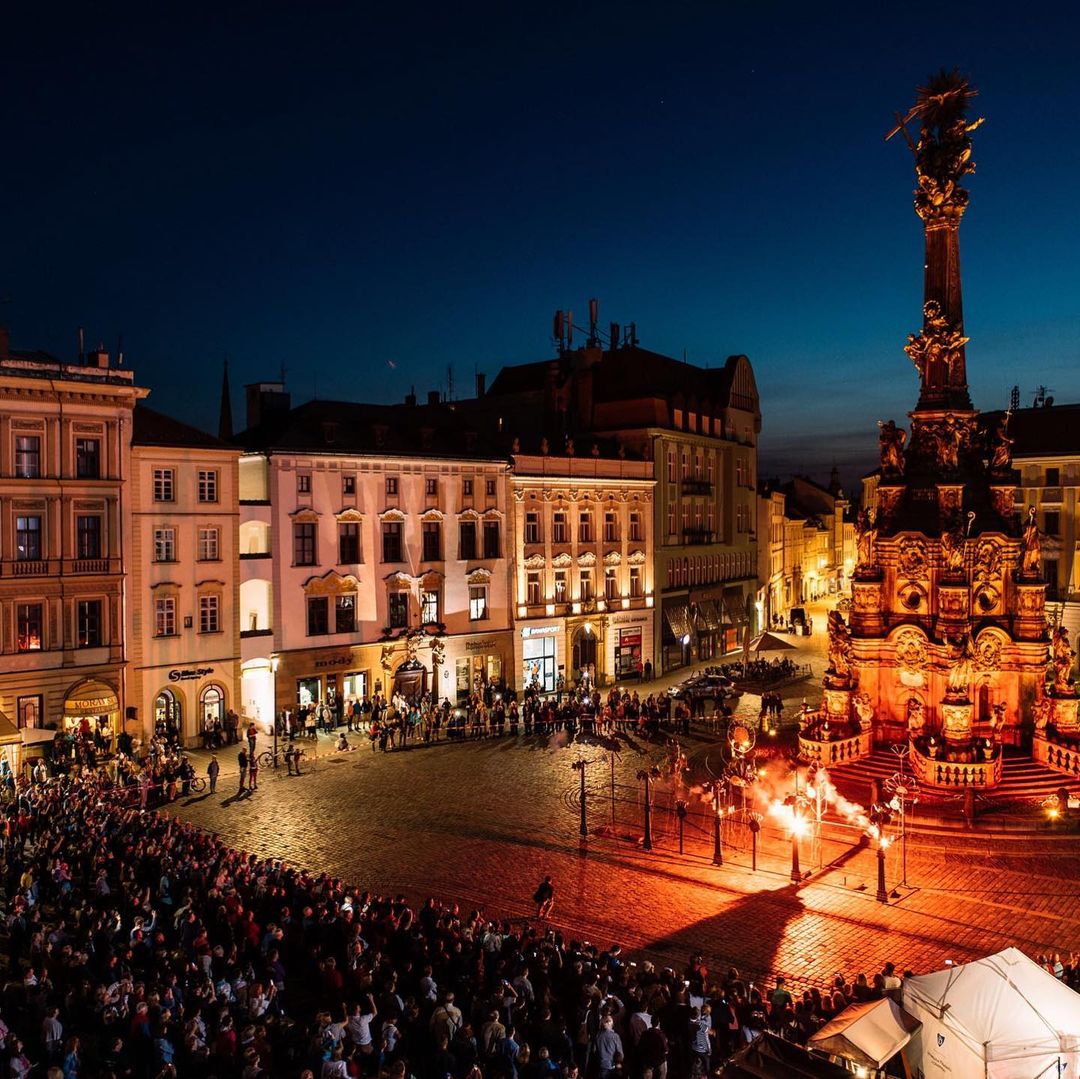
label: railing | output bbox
[910,741,1003,788]
[681,478,713,495]
[71,558,112,574]
[1034,733,1080,778]
[240,551,272,560]
[8,560,48,576]
[798,730,869,767]
[1041,487,1063,504]
[240,627,274,639]
[682,529,716,546]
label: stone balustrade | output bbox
[1034,732,1080,779]
[798,729,869,767]
[910,740,1002,788]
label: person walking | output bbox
[533,875,555,919]
[207,755,220,794]
[248,752,259,792]
[246,722,258,758]
[237,747,248,793]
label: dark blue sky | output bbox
[4,2,1079,486]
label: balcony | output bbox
[70,558,114,575]
[241,627,274,639]
[6,559,49,577]
[681,528,716,546]
[240,551,272,560]
[681,478,713,495]
[1041,487,1063,504]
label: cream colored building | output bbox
[237,387,514,722]
[128,405,241,746]
[511,451,655,690]
[0,334,146,767]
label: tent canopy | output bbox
[719,1032,853,1078]
[808,997,920,1069]
[0,711,20,746]
[747,631,797,653]
[903,948,1080,1078]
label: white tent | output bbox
[808,997,921,1071]
[902,947,1080,1078]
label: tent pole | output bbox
[899,1046,912,1079]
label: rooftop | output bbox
[133,404,235,450]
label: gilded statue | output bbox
[1051,626,1076,696]
[935,413,964,472]
[878,420,907,476]
[1020,506,1042,577]
[904,301,968,392]
[905,696,925,736]
[855,508,877,572]
[940,521,965,575]
[826,610,854,683]
[945,632,975,698]
[988,413,1014,472]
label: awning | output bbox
[720,1032,852,1078]
[0,711,20,746]
[748,631,798,653]
[722,588,748,627]
[21,727,59,745]
[663,604,694,640]
[64,679,119,716]
[695,599,722,632]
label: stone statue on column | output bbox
[1020,506,1042,578]
[988,413,1014,473]
[1051,626,1076,696]
[945,632,975,699]
[878,420,907,477]
[826,610,854,686]
[855,508,877,574]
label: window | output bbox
[736,458,746,486]
[294,522,317,566]
[198,470,218,503]
[629,512,643,542]
[469,584,489,621]
[76,515,101,559]
[15,516,41,561]
[707,505,715,533]
[579,513,593,543]
[335,594,356,634]
[630,566,642,597]
[459,520,477,560]
[483,520,500,558]
[15,435,41,479]
[579,569,593,601]
[526,572,541,606]
[154,528,176,562]
[154,596,176,637]
[307,596,329,636]
[524,511,541,544]
[426,478,438,498]
[422,521,442,560]
[1044,511,1061,537]
[75,438,100,479]
[198,527,219,561]
[17,603,43,651]
[153,468,174,502]
[382,521,403,562]
[605,567,618,599]
[1047,467,1061,486]
[385,476,398,496]
[485,479,496,497]
[343,474,356,496]
[694,452,702,478]
[297,473,311,494]
[682,451,689,479]
[552,512,568,544]
[667,450,676,484]
[707,459,715,486]
[421,589,440,624]
[604,512,618,543]
[339,523,360,564]
[199,594,220,633]
[736,505,746,533]
[388,591,409,629]
[667,503,676,536]
[554,570,568,603]
[462,478,473,497]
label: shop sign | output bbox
[168,667,214,682]
[314,654,352,669]
[521,625,558,638]
[618,627,642,647]
[612,614,647,625]
[465,638,498,652]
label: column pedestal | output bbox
[851,575,885,637]
[1049,694,1080,736]
[1013,579,1047,641]
[941,697,974,749]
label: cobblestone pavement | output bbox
[167,713,1080,997]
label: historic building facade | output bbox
[237,389,513,724]
[510,451,655,692]
[0,335,146,767]
[484,340,760,675]
[128,405,242,746]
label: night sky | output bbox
[4,2,1079,487]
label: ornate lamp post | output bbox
[637,766,661,850]
[783,792,811,883]
[704,779,726,865]
[748,812,762,872]
[270,655,280,768]
[885,749,917,888]
[870,801,894,903]
[571,758,590,839]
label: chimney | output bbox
[609,322,620,351]
[405,387,417,407]
[88,346,110,369]
[427,390,440,406]
[476,372,486,397]
[244,381,291,432]
[0,326,8,362]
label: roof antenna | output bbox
[77,326,85,364]
[116,332,124,366]
[279,362,287,386]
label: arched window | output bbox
[154,688,182,733]
[200,685,225,727]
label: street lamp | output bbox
[270,655,280,768]
[870,802,893,903]
[783,794,810,883]
[637,766,661,850]
[705,778,726,865]
[571,758,590,839]
[748,812,762,872]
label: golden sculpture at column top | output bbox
[1051,626,1076,697]
[887,70,984,224]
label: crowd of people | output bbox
[711,658,803,687]
[0,769,1075,1079]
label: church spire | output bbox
[218,357,234,441]
[889,70,983,412]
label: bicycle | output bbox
[189,776,207,793]
[256,749,279,770]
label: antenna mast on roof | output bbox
[447,364,454,402]
[279,363,287,386]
